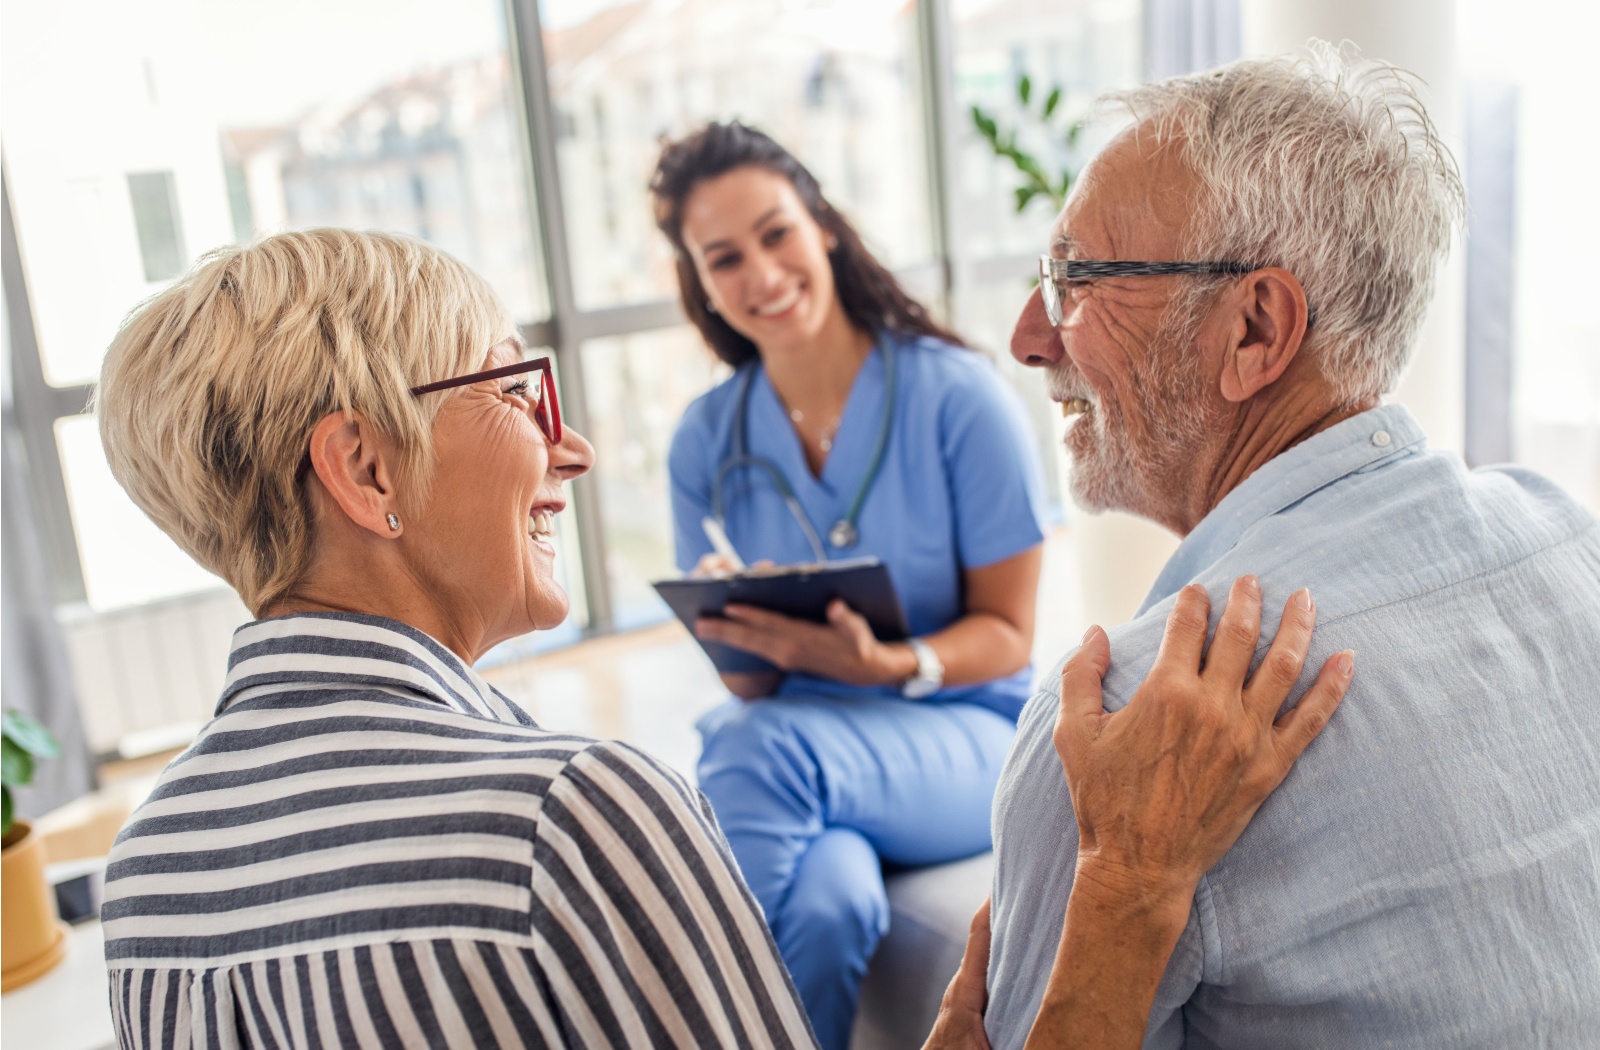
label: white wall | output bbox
[1241,0,1466,454]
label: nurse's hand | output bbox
[690,555,775,578]
[695,599,911,687]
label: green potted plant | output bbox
[970,75,1086,216]
[2,708,69,991]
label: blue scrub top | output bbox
[667,331,1048,720]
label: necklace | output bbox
[788,407,843,453]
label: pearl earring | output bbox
[386,513,400,531]
[705,299,718,314]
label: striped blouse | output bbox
[101,612,817,1049]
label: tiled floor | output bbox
[481,526,1087,780]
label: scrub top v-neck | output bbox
[669,330,1048,719]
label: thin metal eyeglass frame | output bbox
[410,356,563,444]
[1038,255,1259,327]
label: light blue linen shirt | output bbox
[986,404,1600,1049]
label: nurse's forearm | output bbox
[916,611,1033,687]
[910,544,1042,689]
[1023,862,1193,1050]
[720,670,785,700]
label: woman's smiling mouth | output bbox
[753,286,803,317]
[528,508,558,552]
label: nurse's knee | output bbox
[777,832,889,963]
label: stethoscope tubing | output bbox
[710,337,897,562]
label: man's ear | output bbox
[305,411,403,538]
[1218,267,1310,402]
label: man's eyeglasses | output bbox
[1037,256,1259,327]
[410,356,562,445]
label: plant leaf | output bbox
[1067,120,1084,147]
[3,709,59,759]
[2,737,36,790]
[1018,75,1032,105]
[2,787,12,839]
[1043,87,1062,119]
[1014,185,1039,213]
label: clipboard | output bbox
[652,558,912,674]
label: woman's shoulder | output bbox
[891,331,1015,405]
[669,363,751,475]
[675,364,750,437]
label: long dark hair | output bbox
[650,121,966,367]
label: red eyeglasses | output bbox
[410,356,562,445]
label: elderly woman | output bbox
[95,229,815,1047]
[94,228,1350,1049]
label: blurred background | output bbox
[2,0,1597,816]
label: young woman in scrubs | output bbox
[651,122,1047,1049]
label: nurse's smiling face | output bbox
[680,166,844,356]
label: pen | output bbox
[701,516,747,572]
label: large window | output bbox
[950,0,1142,259]
[544,0,935,311]
[2,0,1147,691]
[580,327,727,627]
[2,0,546,613]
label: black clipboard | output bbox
[652,558,912,673]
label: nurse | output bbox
[651,122,1047,1049]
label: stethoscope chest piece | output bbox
[716,338,896,563]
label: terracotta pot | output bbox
[2,819,70,992]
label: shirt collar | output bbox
[1139,404,1428,615]
[218,612,517,722]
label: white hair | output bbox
[1105,41,1465,399]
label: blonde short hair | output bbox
[95,228,516,615]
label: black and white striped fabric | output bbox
[102,613,817,1049]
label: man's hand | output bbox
[695,599,914,687]
[923,899,994,1050]
[1055,575,1354,905]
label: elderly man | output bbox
[988,46,1600,1049]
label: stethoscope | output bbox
[710,339,897,562]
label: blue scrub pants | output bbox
[696,695,1015,1050]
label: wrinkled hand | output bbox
[696,598,903,686]
[1056,576,1353,901]
[923,899,994,1050]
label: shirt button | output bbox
[1371,430,1392,448]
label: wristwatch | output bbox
[901,638,945,699]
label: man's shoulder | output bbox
[1228,449,1596,618]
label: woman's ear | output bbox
[1218,267,1311,402]
[305,411,403,538]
